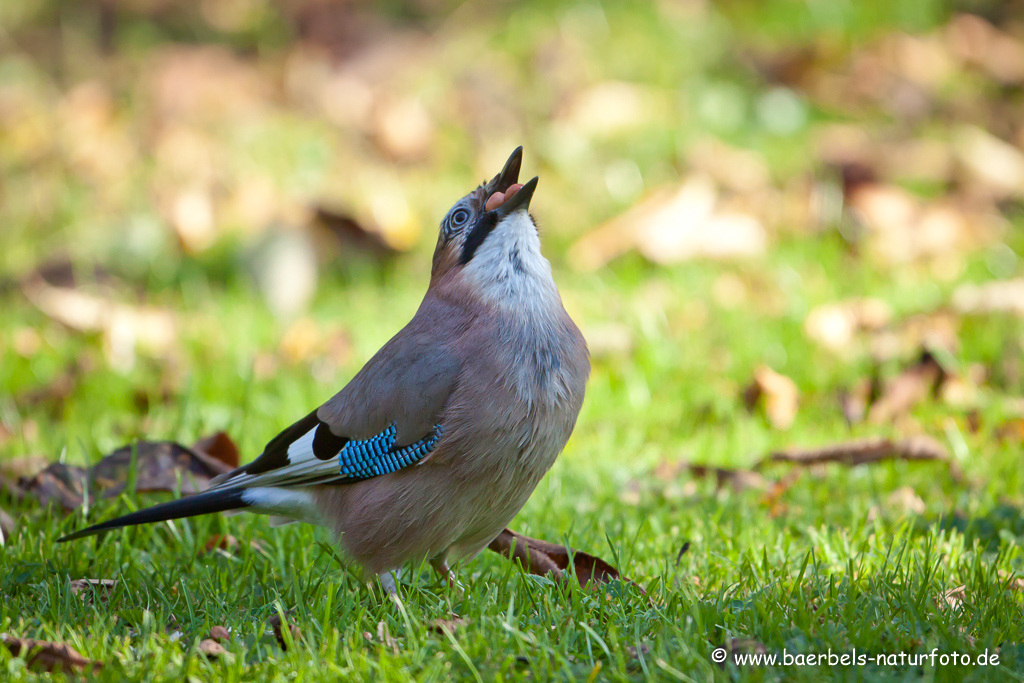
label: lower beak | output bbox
[494,176,538,217]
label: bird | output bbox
[59,147,591,596]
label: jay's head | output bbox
[431,147,540,281]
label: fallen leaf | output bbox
[198,638,232,660]
[952,279,1024,317]
[209,625,230,643]
[868,350,947,423]
[568,175,767,271]
[804,298,892,352]
[953,126,1024,199]
[312,205,398,258]
[947,14,1024,85]
[370,95,434,161]
[191,432,241,471]
[268,611,302,650]
[22,275,176,371]
[429,617,467,635]
[487,528,640,592]
[714,638,768,666]
[17,433,238,514]
[886,486,926,515]
[0,455,50,480]
[375,620,399,654]
[202,534,267,555]
[89,439,234,498]
[19,463,88,511]
[996,418,1024,443]
[839,376,874,427]
[939,585,966,610]
[743,366,799,430]
[1,635,101,673]
[685,464,769,493]
[69,578,117,604]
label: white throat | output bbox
[463,211,560,315]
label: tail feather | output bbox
[57,488,249,543]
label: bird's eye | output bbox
[450,208,469,227]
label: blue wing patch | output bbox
[338,424,444,480]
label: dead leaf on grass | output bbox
[201,534,267,556]
[1,634,102,673]
[939,585,966,610]
[23,275,177,372]
[568,175,767,271]
[867,350,947,424]
[209,625,230,642]
[429,617,467,635]
[17,432,241,514]
[714,638,768,666]
[268,611,302,650]
[743,365,799,430]
[952,279,1024,318]
[487,528,640,592]
[198,638,233,660]
[70,578,117,604]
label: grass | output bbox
[3,0,1024,680]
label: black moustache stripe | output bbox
[459,211,498,265]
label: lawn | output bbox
[2,0,1024,680]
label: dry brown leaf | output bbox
[867,351,946,424]
[429,617,467,635]
[22,276,176,371]
[939,584,966,610]
[18,433,239,514]
[947,14,1024,85]
[268,612,302,650]
[487,528,639,591]
[209,625,231,643]
[685,464,769,493]
[953,127,1024,198]
[886,487,926,515]
[996,418,1024,443]
[804,298,892,352]
[568,175,766,271]
[198,638,232,660]
[0,455,50,481]
[375,620,399,654]
[743,366,799,430]
[202,534,266,556]
[370,95,434,161]
[952,279,1024,317]
[69,578,117,604]
[1,634,101,673]
[312,205,399,258]
[191,432,241,471]
[715,638,768,666]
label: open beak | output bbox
[493,176,538,217]
[485,147,538,217]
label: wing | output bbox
[210,296,466,492]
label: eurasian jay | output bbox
[60,147,590,595]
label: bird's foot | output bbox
[430,557,465,598]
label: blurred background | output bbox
[1,0,1023,476]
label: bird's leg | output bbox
[430,554,464,595]
[378,570,402,606]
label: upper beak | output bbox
[486,146,523,195]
